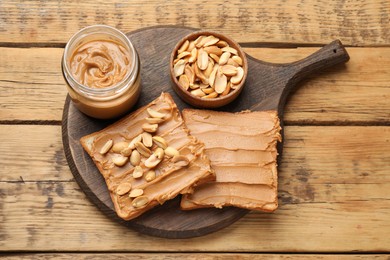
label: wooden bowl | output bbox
[170,31,248,108]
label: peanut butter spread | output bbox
[70,40,130,88]
[80,93,215,220]
[181,109,281,212]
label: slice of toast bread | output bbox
[80,93,215,220]
[180,109,281,212]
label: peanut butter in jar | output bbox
[62,25,141,119]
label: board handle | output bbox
[275,40,350,113]
[289,39,350,81]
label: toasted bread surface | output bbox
[181,109,281,212]
[80,93,215,220]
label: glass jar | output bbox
[62,25,141,119]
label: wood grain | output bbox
[1,46,389,123]
[0,0,389,46]
[0,182,390,252]
[1,125,389,250]
[0,47,67,121]
[1,178,389,251]
[1,254,389,260]
[0,125,70,182]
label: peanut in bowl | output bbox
[170,31,248,108]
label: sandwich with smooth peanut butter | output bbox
[80,93,215,221]
[180,109,282,212]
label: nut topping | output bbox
[154,147,165,159]
[142,132,153,148]
[130,150,141,166]
[172,155,190,167]
[132,196,149,208]
[144,170,156,182]
[99,139,113,155]
[112,156,128,167]
[165,146,180,158]
[152,136,168,149]
[145,148,164,168]
[144,153,162,168]
[116,183,132,196]
[147,108,166,119]
[135,141,152,157]
[112,141,129,153]
[133,166,143,178]
[128,134,142,149]
[121,146,133,157]
[142,123,158,133]
[129,188,144,198]
[145,117,165,124]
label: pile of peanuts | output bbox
[173,34,244,99]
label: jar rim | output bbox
[62,25,138,97]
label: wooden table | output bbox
[1,1,389,259]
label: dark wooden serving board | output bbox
[62,26,349,238]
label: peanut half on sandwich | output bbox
[80,93,215,221]
[181,109,282,212]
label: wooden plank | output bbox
[0,125,71,182]
[0,0,389,46]
[1,254,389,259]
[0,48,67,121]
[280,126,390,185]
[0,47,389,123]
[1,182,389,251]
[0,125,389,251]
